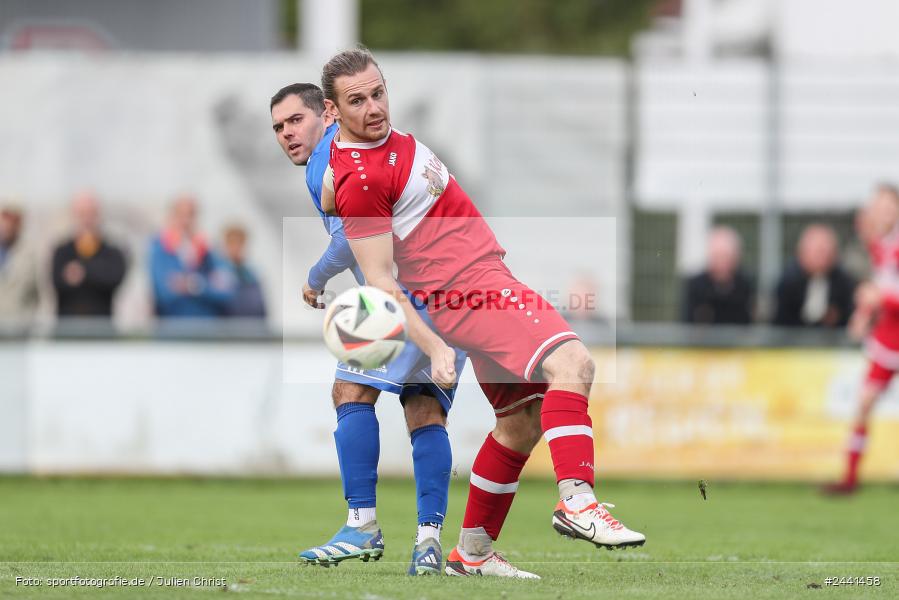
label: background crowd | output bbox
[679,187,892,329]
[0,192,266,325]
[0,184,887,332]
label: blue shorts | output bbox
[335,343,466,414]
[334,296,466,414]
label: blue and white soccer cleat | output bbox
[407,537,442,576]
[298,521,385,567]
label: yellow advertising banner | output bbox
[523,348,899,481]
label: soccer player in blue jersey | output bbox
[270,83,465,575]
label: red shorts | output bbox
[864,326,899,389]
[474,355,548,417]
[425,260,579,415]
[866,361,894,389]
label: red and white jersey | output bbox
[866,228,899,363]
[869,229,899,312]
[331,128,505,292]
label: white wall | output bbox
[3,339,896,479]
[777,0,899,61]
[0,344,28,471]
[635,60,770,210]
[0,340,496,475]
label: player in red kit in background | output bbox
[320,48,645,577]
[824,184,899,495]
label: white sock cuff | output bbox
[416,523,442,545]
[347,506,377,527]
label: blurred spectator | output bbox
[221,224,266,318]
[682,226,754,325]
[773,224,855,328]
[149,195,235,318]
[0,203,39,322]
[51,191,127,317]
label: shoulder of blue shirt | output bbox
[305,123,339,203]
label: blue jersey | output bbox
[305,123,364,290]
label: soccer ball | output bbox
[323,286,407,369]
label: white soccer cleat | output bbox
[552,501,646,549]
[444,547,540,579]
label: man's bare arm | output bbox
[321,165,337,215]
[347,233,456,387]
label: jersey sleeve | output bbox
[307,223,359,290]
[335,168,393,240]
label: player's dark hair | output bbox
[321,46,384,104]
[270,83,325,115]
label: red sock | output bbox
[462,433,529,540]
[541,390,595,486]
[845,424,867,486]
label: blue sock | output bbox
[334,402,379,509]
[410,424,451,525]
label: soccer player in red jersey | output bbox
[824,184,899,495]
[320,48,645,577]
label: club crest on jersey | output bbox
[422,154,446,198]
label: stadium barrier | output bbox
[2,321,897,481]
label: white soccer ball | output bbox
[323,286,407,369]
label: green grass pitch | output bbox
[1,477,897,598]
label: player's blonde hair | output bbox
[321,46,384,104]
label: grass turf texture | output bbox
[1,477,897,599]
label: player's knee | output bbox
[578,351,596,383]
[542,341,595,384]
[331,381,379,408]
[403,394,446,431]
